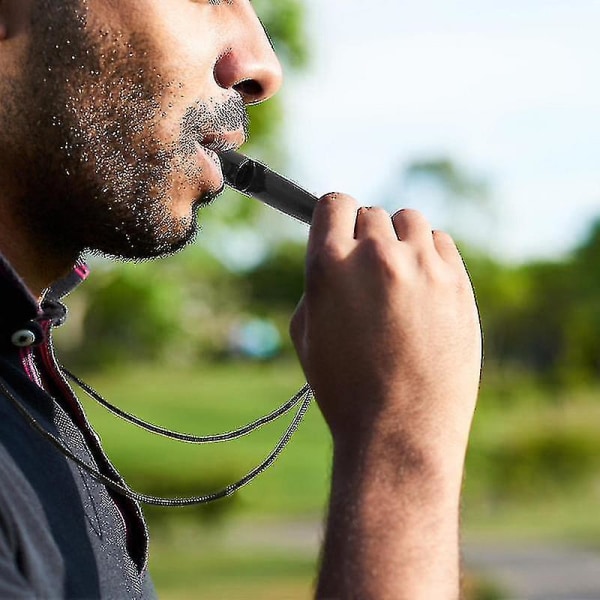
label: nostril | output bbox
[234,79,264,102]
[214,46,282,105]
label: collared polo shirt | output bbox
[0,254,156,598]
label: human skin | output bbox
[291,199,482,598]
[0,1,482,598]
[0,0,281,294]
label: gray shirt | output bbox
[0,256,156,599]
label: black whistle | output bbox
[218,151,318,225]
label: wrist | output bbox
[320,422,464,599]
[331,420,467,502]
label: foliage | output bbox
[470,428,600,502]
[253,0,310,71]
[149,530,317,600]
[464,216,600,385]
[57,241,307,368]
[70,264,183,367]
[404,158,490,207]
[463,575,507,600]
[236,242,306,312]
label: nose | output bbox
[214,12,283,105]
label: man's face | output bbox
[1,0,282,260]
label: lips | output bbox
[191,130,246,193]
[199,129,246,154]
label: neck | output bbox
[0,204,78,300]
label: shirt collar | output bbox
[0,254,89,349]
[43,262,90,304]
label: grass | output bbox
[148,524,317,600]
[73,360,326,597]
[75,359,332,519]
[464,375,600,543]
[68,361,600,597]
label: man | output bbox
[0,0,482,598]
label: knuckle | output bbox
[307,240,346,268]
[359,237,399,278]
[439,263,473,295]
[393,208,433,233]
[415,250,465,288]
[361,236,389,259]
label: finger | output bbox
[391,209,435,244]
[432,230,464,264]
[353,206,396,240]
[308,192,358,252]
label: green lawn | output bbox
[148,525,317,600]
[75,360,326,598]
[76,359,331,519]
[70,361,600,597]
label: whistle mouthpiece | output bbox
[218,150,317,225]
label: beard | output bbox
[4,0,247,262]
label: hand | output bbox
[290,193,482,461]
[291,193,482,598]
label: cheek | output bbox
[140,4,226,94]
[87,1,226,127]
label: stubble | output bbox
[4,0,246,262]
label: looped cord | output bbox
[0,372,313,506]
[63,367,308,443]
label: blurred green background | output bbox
[53,2,600,598]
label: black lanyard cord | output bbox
[62,367,309,443]
[0,375,313,506]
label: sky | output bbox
[278,0,600,263]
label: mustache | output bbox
[179,95,249,154]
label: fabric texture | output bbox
[0,256,156,599]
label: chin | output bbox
[87,207,200,262]
[90,230,197,262]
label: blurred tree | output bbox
[400,158,600,386]
[238,242,306,312]
[560,218,600,383]
[466,215,600,386]
[400,156,495,253]
[404,158,490,206]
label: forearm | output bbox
[316,426,465,600]
[289,197,481,599]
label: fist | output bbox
[290,193,482,453]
